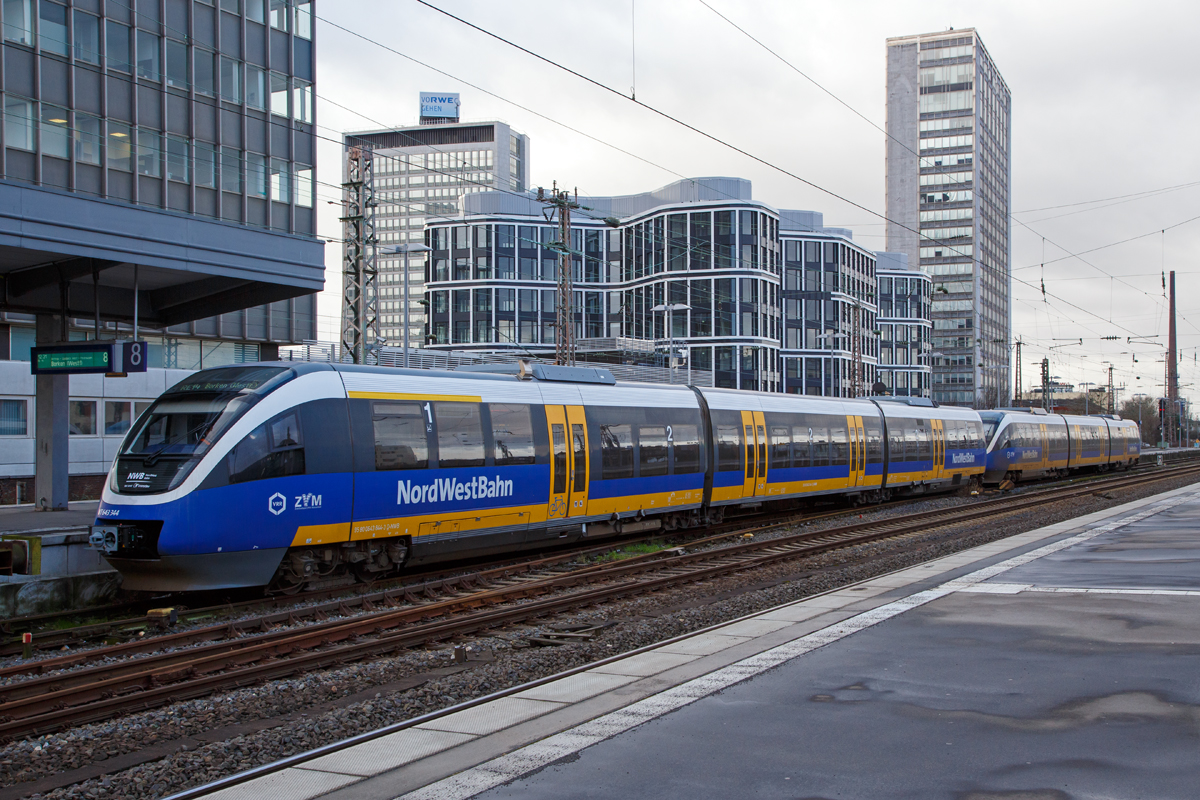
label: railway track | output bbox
[0,460,1197,742]
[3,454,1184,656]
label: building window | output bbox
[136,29,159,80]
[246,65,266,110]
[194,141,217,188]
[221,146,242,192]
[294,0,311,39]
[268,0,288,31]
[3,0,33,46]
[106,20,130,72]
[0,399,27,436]
[72,9,98,62]
[74,113,101,164]
[38,0,66,55]
[4,96,34,151]
[194,48,215,95]
[107,121,131,170]
[104,401,133,435]
[292,80,312,123]
[294,166,312,207]
[269,157,289,202]
[220,0,240,11]
[219,56,241,103]
[246,153,266,197]
[69,400,96,435]
[269,71,288,116]
[136,130,160,176]
[166,135,189,182]
[246,0,265,24]
[165,39,187,87]
[40,104,69,158]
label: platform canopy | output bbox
[0,181,325,326]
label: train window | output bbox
[572,423,587,491]
[673,424,701,474]
[756,426,766,474]
[490,404,535,466]
[744,425,755,478]
[813,424,830,466]
[270,413,302,449]
[229,413,305,484]
[599,423,634,480]
[769,426,791,470]
[792,425,812,467]
[639,426,669,477]
[717,425,742,472]
[435,403,485,468]
[865,421,883,463]
[551,424,567,493]
[831,423,848,466]
[916,422,932,460]
[945,420,960,448]
[373,402,428,470]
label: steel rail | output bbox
[0,462,1196,741]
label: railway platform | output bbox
[182,480,1200,800]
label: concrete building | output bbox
[342,108,530,352]
[0,0,325,508]
[885,28,1011,407]
[423,178,882,396]
[874,251,932,397]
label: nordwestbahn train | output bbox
[89,362,992,592]
[980,407,1141,483]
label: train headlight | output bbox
[108,467,119,494]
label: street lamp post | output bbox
[381,243,432,369]
[651,303,689,383]
[1078,381,1093,415]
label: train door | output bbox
[739,410,767,498]
[931,419,944,480]
[1039,424,1049,470]
[848,415,866,487]
[565,405,589,517]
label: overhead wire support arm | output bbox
[340,142,379,365]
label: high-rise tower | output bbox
[886,29,1011,407]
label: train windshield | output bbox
[979,412,1004,448]
[121,366,292,462]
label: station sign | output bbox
[31,341,149,375]
[420,92,460,119]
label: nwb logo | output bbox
[397,475,514,505]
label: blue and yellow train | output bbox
[980,407,1141,483]
[90,362,989,592]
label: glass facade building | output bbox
[874,251,932,397]
[341,120,529,351]
[0,0,323,361]
[886,28,1011,407]
[425,179,884,396]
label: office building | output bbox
[885,28,1011,407]
[0,0,325,507]
[424,178,882,396]
[874,251,932,397]
[343,104,530,351]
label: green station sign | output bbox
[35,349,110,372]
[30,342,147,375]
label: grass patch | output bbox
[590,540,671,563]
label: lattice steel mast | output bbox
[341,143,379,364]
[538,183,581,366]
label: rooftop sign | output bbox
[420,92,460,119]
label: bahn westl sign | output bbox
[31,341,149,375]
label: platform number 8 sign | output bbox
[121,341,149,373]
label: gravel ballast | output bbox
[4,473,1197,800]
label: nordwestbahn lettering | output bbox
[398,475,514,505]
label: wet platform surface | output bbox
[190,484,1200,800]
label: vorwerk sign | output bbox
[420,92,460,119]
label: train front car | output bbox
[90,363,350,592]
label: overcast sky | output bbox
[311,0,1200,405]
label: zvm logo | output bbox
[268,492,287,516]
